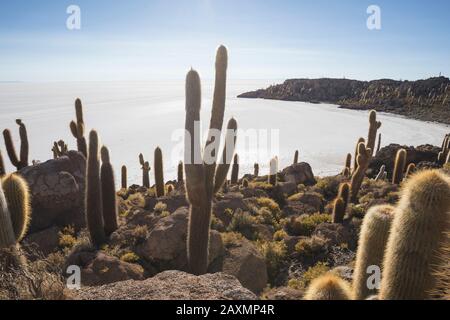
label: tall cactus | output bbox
[367,111,381,157]
[344,153,351,173]
[304,274,352,300]
[269,157,278,186]
[254,163,259,177]
[121,165,127,189]
[380,170,450,300]
[230,154,239,185]
[100,147,118,236]
[139,154,151,188]
[350,142,371,202]
[392,149,407,184]
[85,130,106,247]
[376,133,382,154]
[294,150,299,164]
[178,161,184,183]
[3,119,29,170]
[0,150,5,177]
[353,205,394,300]
[332,183,350,223]
[154,147,165,197]
[0,184,17,248]
[2,174,31,242]
[185,46,237,275]
[353,137,365,173]
[404,163,416,179]
[70,99,87,157]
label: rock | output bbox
[71,270,257,300]
[221,238,268,294]
[281,163,316,186]
[23,226,60,256]
[213,193,247,227]
[19,151,86,232]
[313,223,354,248]
[278,182,297,196]
[65,252,144,286]
[263,286,304,300]
[145,194,188,213]
[135,207,224,271]
[369,144,440,178]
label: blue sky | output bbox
[0,0,449,81]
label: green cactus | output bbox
[380,170,450,300]
[3,119,29,170]
[254,163,259,177]
[230,154,239,185]
[269,157,278,186]
[353,137,365,173]
[85,130,106,247]
[100,146,118,236]
[185,46,237,275]
[392,149,407,184]
[178,161,184,183]
[139,154,151,188]
[350,142,371,202]
[353,205,394,300]
[121,165,127,189]
[154,147,165,197]
[304,274,352,300]
[294,150,299,164]
[70,99,87,157]
[1,174,31,242]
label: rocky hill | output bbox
[238,77,450,124]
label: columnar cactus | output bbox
[375,165,386,181]
[139,154,151,188]
[121,165,127,189]
[380,170,450,300]
[0,151,5,177]
[52,140,68,159]
[70,99,87,157]
[353,205,394,300]
[392,149,407,184]
[350,142,371,202]
[254,163,259,177]
[353,138,365,173]
[404,163,416,179]
[294,150,299,164]
[184,45,237,275]
[2,174,31,242]
[100,147,118,236]
[178,161,184,183]
[154,147,165,197]
[85,130,106,247]
[333,183,350,223]
[230,154,239,185]
[3,119,29,170]
[367,111,382,157]
[376,133,382,154]
[344,153,351,173]
[269,157,278,186]
[304,274,352,300]
[0,184,15,248]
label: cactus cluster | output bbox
[154,147,165,197]
[184,45,238,275]
[139,153,151,188]
[70,99,87,157]
[3,119,29,170]
[52,140,68,159]
[85,130,118,247]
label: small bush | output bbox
[227,209,257,240]
[127,193,145,208]
[257,240,287,285]
[314,176,343,200]
[273,229,288,241]
[294,236,327,257]
[131,225,148,242]
[288,262,330,290]
[221,232,244,248]
[257,197,280,214]
[120,252,140,263]
[154,201,167,213]
[249,181,273,191]
[287,213,331,236]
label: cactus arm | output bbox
[3,129,20,169]
[213,118,237,194]
[350,143,371,202]
[17,120,29,168]
[0,184,16,248]
[0,150,5,177]
[392,149,407,184]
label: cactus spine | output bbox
[85,130,106,247]
[353,205,394,300]
[178,161,184,183]
[350,142,371,202]
[304,274,352,300]
[269,157,278,186]
[70,99,87,157]
[139,154,151,188]
[185,46,237,275]
[294,150,299,164]
[154,147,165,197]
[121,165,127,189]
[392,149,407,184]
[100,147,118,236]
[380,170,450,300]
[3,119,29,170]
[1,174,31,242]
[230,154,239,185]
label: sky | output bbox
[0,0,449,82]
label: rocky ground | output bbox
[238,77,450,124]
[1,140,447,300]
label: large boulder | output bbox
[369,144,440,178]
[71,270,257,300]
[135,207,224,271]
[221,238,268,294]
[19,151,86,232]
[281,163,316,186]
[65,251,144,286]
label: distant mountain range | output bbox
[238,76,450,124]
